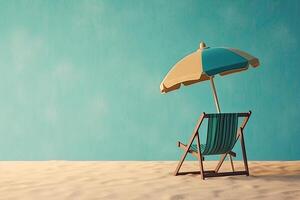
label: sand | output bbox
[0,161,299,200]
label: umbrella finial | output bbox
[199,41,206,50]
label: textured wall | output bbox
[0,0,299,160]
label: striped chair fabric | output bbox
[190,113,238,155]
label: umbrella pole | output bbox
[210,77,221,113]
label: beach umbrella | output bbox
[160,42,259,113]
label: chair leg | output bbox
[174,132,198,176]
[174,114,205,176]
[196,133,205,180]
[199,158,205,180]
[240,130,249,176]
[215,153,227,173]
[174,147,189,176]
[229,154,235,172]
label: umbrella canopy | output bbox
[160,42,260,112]
[160,42,259,93]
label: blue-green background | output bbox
[0,0,299,160]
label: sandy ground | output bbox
[0,161,299,200]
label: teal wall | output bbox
[0,0,299,160]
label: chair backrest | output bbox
[202,113,239,155]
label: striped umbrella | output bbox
[160,42,259,113]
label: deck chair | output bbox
[174,111,251,179]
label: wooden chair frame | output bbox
[174,111,252,180]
